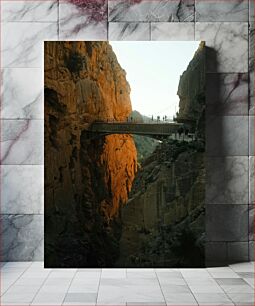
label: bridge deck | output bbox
[89,122,183,136]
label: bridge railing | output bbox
[90,122,183,135]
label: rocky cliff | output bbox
[44,41,137,267]
[177,41,206,137]
[116,43,206,267]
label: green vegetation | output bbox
[133,135,159,164]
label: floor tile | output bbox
[2,290,36,303]
[127,303,166,306]
[193,292,234,305]
[75,271,101,279]
[101,268,126,278]
[189,284,224,294]
[127,269,157,278]
[1,261,255,305]
[157,277,186,286]
[31,291,66,305]
[163,293,198,305]
[222,284,253,293]
[96,285,126,304]
[243,277,255,288]
[160,284,192,294]
[207,267,240,278]
[68,278,99,293]
[215,278,248,285]
[64,292,97,303]
[227,292,254,305]
[180,268,212,278]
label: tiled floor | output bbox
[0,262,254,305]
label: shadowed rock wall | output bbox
[117,43,206,267]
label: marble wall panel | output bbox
[250,0,254,22]
[1,120,43,165]
[249,116,254,155]
[206,204,248,242]
[1,68,43,119]
[108,0,195,22]
[249,204,254,241]
[249,24,254,114]
[59,1,107,40]
[206,156,249,205]
[206,116,248,156]
[195,22,248,73]
[249,241,254,260]
[0,215,43,261]
[2,22,58,68]
[227,242,249,262]
[249,156,254,205]
[206,73,249,116]
[205,242,227,266]
[1,165,43,214]
[2,0,58,22]
[195,0,248,22]
[151,22,194,40]
[108,22,150,40]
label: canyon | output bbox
[45,41,205,267]
[117,42,206,267]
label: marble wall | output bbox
[1,0,254,265]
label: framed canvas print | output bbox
[44,41,205,268]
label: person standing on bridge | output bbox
[152,115,153,122]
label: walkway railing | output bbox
[89,121,185,137]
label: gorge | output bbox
[44,41,205,267]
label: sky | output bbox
[110,41,200,119]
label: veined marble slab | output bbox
[206,115,248,156]
[109,22,150,40]
[1,0,58,22]
[195,22,248,73]
[59,1,107,40]
[1,165,43,214]
[249,24,254,114]
[1,214,43,261]
[206,73,249,116]
[2,22,58,68]
[1,68,43,119]
[196,0,248,22]
[249,156,254,205]
[206,156,249,205]
[249,115,254,155]
[151,22,194,40]
[108,0,195,22]
[1,120,43,165]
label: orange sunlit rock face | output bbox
[45,41,137,266]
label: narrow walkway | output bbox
[89,122,185,137]
[1,261,254,305]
